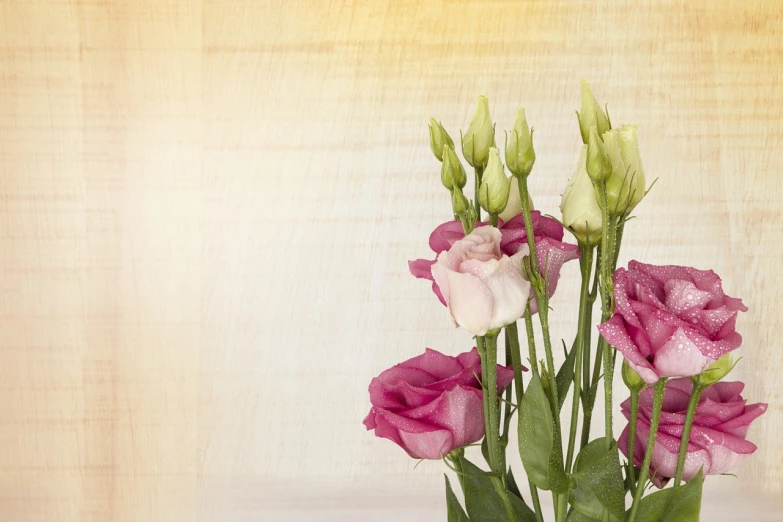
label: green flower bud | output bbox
[478,148,511,215]
[441,144,467,191]
[577,81,611,144]
[694,354,736,387]
[622,360,646,392]
[451,187,470,215]
[461,94,495,169]
[505,108,536,178]
[560,145,602,245]
[429,118,454,162]
[586,127,611,183]
[603,125,646,215]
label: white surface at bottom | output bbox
[249,483,781,521]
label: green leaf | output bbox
[556,339,578,411]
[506,467,522,498]
[566,510,600,522]
[445,475,470,522]
[569,438,627,521]
[458,457,537,522]
[506,468,537,522]
[518,372,569,493]
[631,471,704,522]
[481,436,491,468]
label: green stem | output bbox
[490,213,499,228]
[674,383,703,487]
[566,244,594,472]
[516,175,560,417]
[483,333,503,474]
[523,307,540,377]
[597,185,617,453]
[501,333,512,471]
[507,322,545,522]
[474,166,484,222]
[628,379,667,522]
[477,335,516,522]
[626,390,640,492]
[518,174,565,522]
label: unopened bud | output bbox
[478,148,511,215]
[429,118,454,162]
[505,108,536,178]
[603,125,646,215]
[577,81,610,144]
[622,360,646,392]
[441,144,467,190]
[586,127,611,182]
[461,94,495,169]
[451,187,470,216]
[560,145,602,245]
[694,354,736,388]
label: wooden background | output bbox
[1,0,781,520]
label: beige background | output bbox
[1,0,782,521]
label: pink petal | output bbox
[408,258,446,305]
[442,269,494,336]
[369,407,456,459]
[653,328,715,378]
[429,221,468,253]
[402,385,486,448]
[598,315,660,384]
[482,256,530,331]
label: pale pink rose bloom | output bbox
[430,227,529,336]
[619,378,766,487]
[598,261,747,384]
[409,211,579,314]
[363,347,516,460]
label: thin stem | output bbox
[490,213,499,228]
[626,390,640,492]
[474,166,484,222]
[674,383,703,486]
[518,174,565,522]
[566,244,594,471]
[516,175,560,417]
[597,185,616,453]
[530,486,544,522]
[507,322,545,522]
[483,333,503,472]
[477,334,516,522]
[628,379,667,522]
[501,333,513,471]
[523,307,540,377]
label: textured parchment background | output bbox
[1,1,781,520]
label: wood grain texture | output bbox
[1,0,781,520]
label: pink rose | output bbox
[363,347,515,459]
[409,212,579,314]
[429,227,530,335]
[597,261,747,384]
[619,378,767,487]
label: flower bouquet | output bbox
[363,83,767,521]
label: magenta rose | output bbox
[619,377,767,487]
[363,347,515,459]
[409,211,579,314]
[597,261,747,384]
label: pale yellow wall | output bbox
[0,1,781,520]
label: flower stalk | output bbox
[674,383,704,486]
[628,379,667,522]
